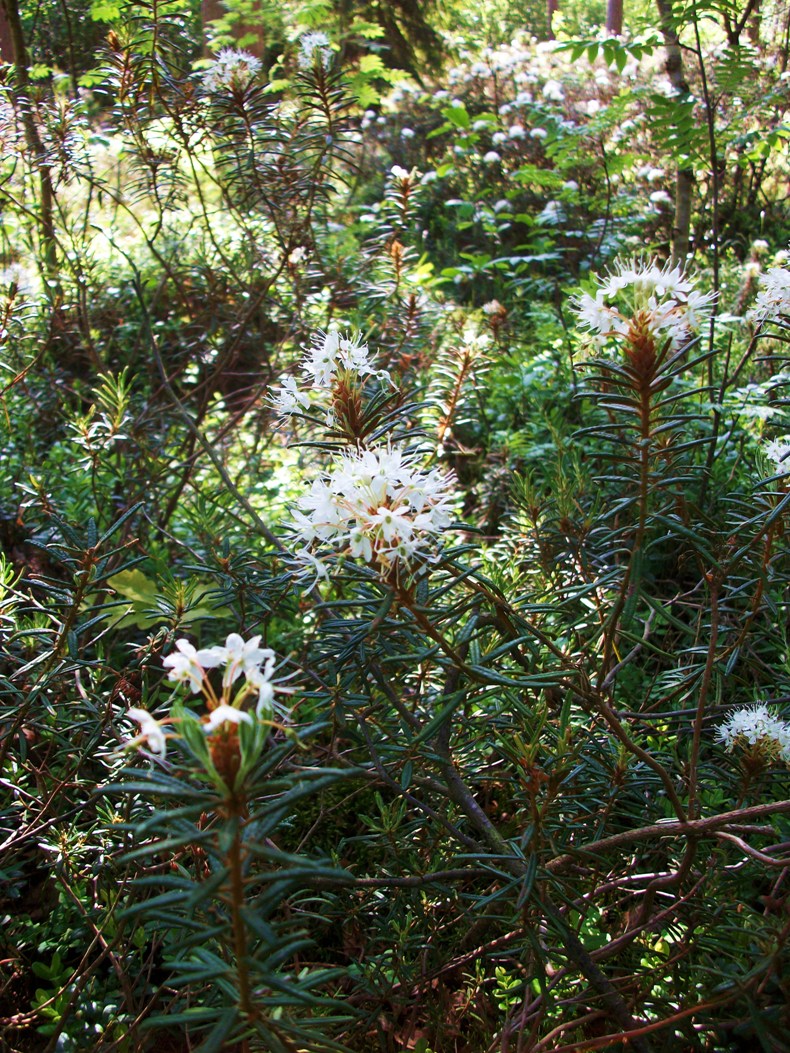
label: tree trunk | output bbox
[606,0,624,35]
[723,0,761,45]
[0,0,57,277]
[547,0,558,40]
[0,2,13,63]
[655,0,693,266]
[746,1,761,45]
[201,0,266,59]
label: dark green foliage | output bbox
[2,2,790,1050]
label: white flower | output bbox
[574,259,715,352]
[575,292,627,340]
[542,78,565,102]
[291,444,456,574]
[203,704,253,733]
[400,127,415,139]
[483,151,501,164]
[247,662,293,720]
[200,633,275,689]
[272,331,390,426]
[530,127,547,140]
[748,266,790,323]
[294,547,329,587]
[683,288,714,330]
[317,332,383,385]
[163,639,222,693]
[272,374,312,416]
[299,31,332,69]
[249,669,276,717]
[369,505,413,543]
[716,704,790,763]
[288,246,308,266]
[127,707,168,758]
[600,260,693,300]
[0,261,35,297]
[204,48,262,91]
[348,527,373,561]
[538,200,564,225]
[764,437,790,475]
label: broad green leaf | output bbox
[90,0,121,19]
[441,104,471,130]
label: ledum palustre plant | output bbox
[107,258,790,1050]
[2,4,790,1049]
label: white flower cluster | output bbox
[203,48,262,92]
[163,633,280,714]
[298,31,332,70]
[574,259,715,350]
[748,266,790,324]
[126,634,288,759]
[0,261,36,298]
[272,331,390,423]
[291,445,456,577]
[716,704,790,763]
[390,164,419,185]
[763,436,790,475]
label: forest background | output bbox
[1,0,790,1050]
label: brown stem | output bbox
[427,672,650,1050]
[226,799,254,1037]
[0,0,57,276]
[596,343,654,690]
[686,573,720,817]
[545,799,790,871]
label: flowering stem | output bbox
[436,343,479,447]
[225,795,254,1039]
[687,572,720,819]
[596,349,653,689]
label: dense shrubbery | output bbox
[2,1,790,1051]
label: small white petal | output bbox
[204,705,253,733]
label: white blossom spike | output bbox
[290,443,456,575]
